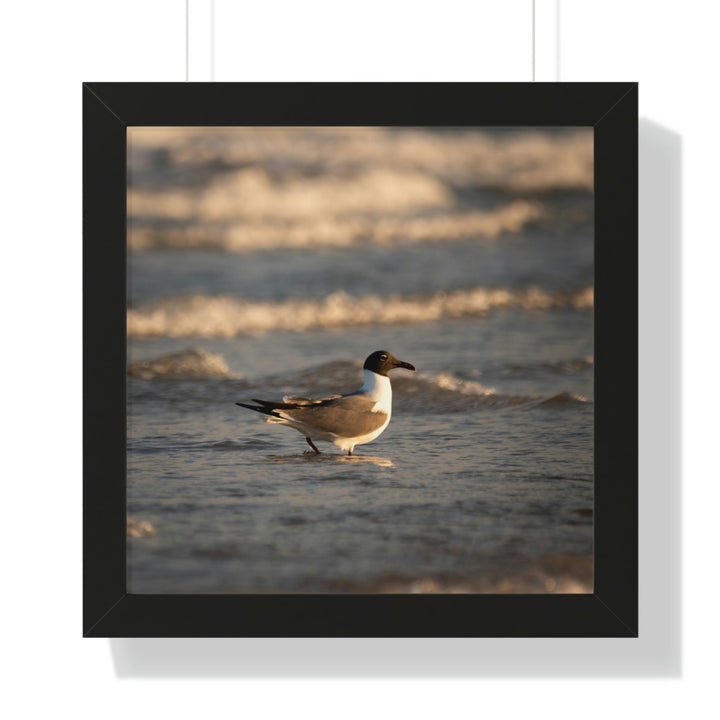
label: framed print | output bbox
[84,82,637,637]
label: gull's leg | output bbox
[347,449,353,456]
[306,437,320,454]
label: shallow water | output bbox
[126,127,594,594]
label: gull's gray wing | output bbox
[281,395,341,405]
[280,393,387,437]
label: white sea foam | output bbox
[127,127,589,253]
[127,517,155,538]
[425,372,497,396]
[127,348,233,378]
[128,200,543,252]
[128,167,451,223]
[127,286,593,338]
[128,126,593,192]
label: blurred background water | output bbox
[126,127,594,593]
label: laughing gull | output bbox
[236,350,416,455]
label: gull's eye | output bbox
[380,354,388,361]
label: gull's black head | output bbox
[363,350,416,377]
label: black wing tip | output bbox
[236,401,265,412]
[236,401,283,418]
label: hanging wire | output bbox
[210,0,215,81]
[185,1,216,81]
[556,0,561,81]
[532,0,536,81]
[185,0,189,81]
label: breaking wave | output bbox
[129,167,451,222]
[127,348,233,379]
[128,126,593,193]
[126,354,589,413]
[393,371,530,412]
[127,286,593,338]
[526,391,589,408]
[127,127,590,253]
[128,200,543,252]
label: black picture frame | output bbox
[84,82,637,638]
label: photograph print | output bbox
[126,125,594,595]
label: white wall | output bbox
[3,1,716,717]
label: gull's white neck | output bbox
[360,369,392,413]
